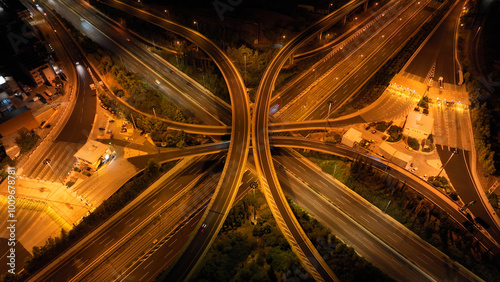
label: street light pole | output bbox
[164,9,170,20]
[243,52,247,84]
[254,22,260,44]
[43,158,65,185]
[437,149,459,177]
[193,21,199,32]
[324,100,334,139]
[328,3,333,13]
[250,182,258,220]
[384,150,397,174]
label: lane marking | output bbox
[138,271,150,281]
[128,217,140,226]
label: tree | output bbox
[144,159,160,179]
[407,137,420,150]
[15,129,40,154]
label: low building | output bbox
[0,106,39,137]
[29,63,56,87]
[0,92,13,112]
[403,112,434,140]
[0,76,23,97]
[74,140,113,170]
[378,142,413,169]
[342,128,362,147]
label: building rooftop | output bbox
[74,140,110,165]
[404,112,434,139]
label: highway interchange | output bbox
[12,0,500,281]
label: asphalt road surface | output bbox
[31,155,223,281]
[436,145,500,245]
[405,0,466,85]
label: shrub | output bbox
[82,171,91,177]
[387,125,402,142]
[407,137,420,150]
[114,89,124,97]
[375,121,391,132]
[427,134,434,143]
[66,181,75,187]
[325,134,342,144]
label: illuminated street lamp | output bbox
[164,9,170,20]
[193,21,199,32]
[328,3,333,13]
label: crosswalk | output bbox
[431,103,471,151]
[360,90,421,122]
[20,141,82,183]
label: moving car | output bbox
[200,223,207,232]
